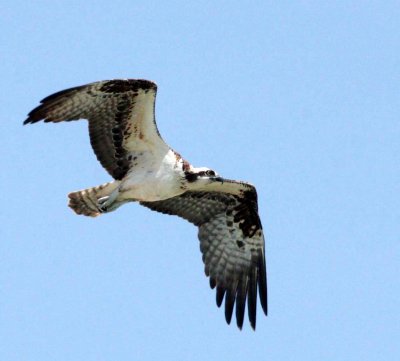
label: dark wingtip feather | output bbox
[247,269,258,330]
[23,106,44,125]
[224,289,236,325]
[235,280,248,330]
[216,286,225,308]
[258,253,268,316]
[23,116,42,125]
[23,84,85,126]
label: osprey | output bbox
[24,79,267,330]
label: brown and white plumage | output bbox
[141,183,267,329]
[24,79,267,329]
[24,79,165,180]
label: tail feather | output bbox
[68,181,120,217]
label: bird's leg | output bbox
[97,187,123,213]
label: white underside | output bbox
[117,149,185,202]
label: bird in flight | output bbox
[24,79,267,330]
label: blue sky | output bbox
[1,1,399,360]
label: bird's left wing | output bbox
[140,181,267,330]
[24,79,168,180]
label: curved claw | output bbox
[97,188,120,213]
[97,196,112,212]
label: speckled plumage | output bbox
[24,79,267,330]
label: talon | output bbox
[97,191,124,213]
[97,196,112,212]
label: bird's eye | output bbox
[206,170,215,176]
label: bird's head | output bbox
[184,166,222,184]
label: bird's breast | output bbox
[119,164,184,202]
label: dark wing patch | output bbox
[24,79,161,180]
[87,94,133,180]
[100,79,155,93]
[140,186,267,330]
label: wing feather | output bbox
[235,278,248,329]
[140,182,267,330]
[24,79,168,180]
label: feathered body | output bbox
[24,79,267,330]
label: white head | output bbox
[184,166,221,184]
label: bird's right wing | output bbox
[140,181,267,330]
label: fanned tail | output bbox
[68,181,120,217]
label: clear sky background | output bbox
[1,1,399,360]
